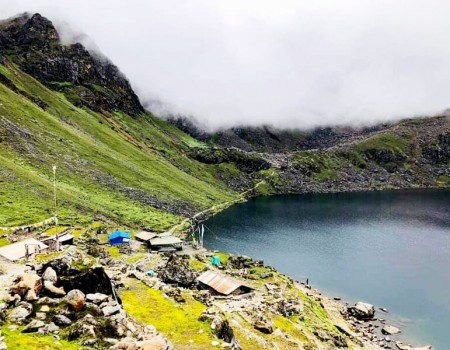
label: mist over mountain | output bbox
[2,0,450,130]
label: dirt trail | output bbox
[168,180,265,234]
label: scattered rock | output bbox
[43,280,66,297]
[348,302,375,320]
[382,325,401,335]
[86,293,109,304]
[22,319,45,333]
[252,315,274,334]
[9,302,32,321]
[44,322,60,334]
[37,297,59,306]
[159,255,198,287]
[42,267,57,284]
[102,305,121,317]
[11,273,42,300]
[53,314,72,326]
[65,289,85,311]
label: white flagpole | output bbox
[52,165,59,251]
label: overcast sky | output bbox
[2,0,450,129]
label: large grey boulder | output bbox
[159,255,198,287]
[348,301,375,320]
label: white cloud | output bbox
[2,0,450,129]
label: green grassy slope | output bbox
[0,61,238,228]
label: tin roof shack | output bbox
[149,235,182,252]
[0,238,48,261]
[108,231,131,246]
[135,231,158,243]
[41,233,74,246]
[196,270,252,296]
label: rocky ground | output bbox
[0,234,435,349]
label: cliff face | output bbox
[0,13,144,116]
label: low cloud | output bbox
[2,0,450,129]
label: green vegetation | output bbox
[0,61,239,229]
[121,281,215,349]
[355,132,412,155]
[292,151,342,181]
[437,175,450,187]
[0,237,10,247]
[2,325,80,350]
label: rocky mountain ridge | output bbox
[0,13,143,116]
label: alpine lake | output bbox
[204,189,450,349]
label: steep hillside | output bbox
[0,13,244,228]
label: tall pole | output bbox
[52,165,59,251]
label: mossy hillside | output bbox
[292,151,344,181]
[121,281,215,349]
[0,61,240,228]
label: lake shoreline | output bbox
[199,188,448,349]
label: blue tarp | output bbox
[211,256,221,266]
[108,231,131,245]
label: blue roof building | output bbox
[108,231,131,245]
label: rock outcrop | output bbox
[0,13,144,116]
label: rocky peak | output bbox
[0,13,144,116]
[18,13,59,48]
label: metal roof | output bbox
[41,233,74,243]
[149,235,182,246]
[135,231,158,241]
[0,238,48,261]
[108,231,130,240]
[196,270,248,295]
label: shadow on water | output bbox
[204,189,450,349]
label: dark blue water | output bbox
[204,189,450,349]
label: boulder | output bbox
[42,257,80,276]
[382,325,401,335]
[58,267,118,298]
[53,314,72,326]
[10,273,42,299]
[135,333,174,350]
[9,302,32,321]
[43,280,66,297]
[36,297,59,306]
[65,289,85,311]
[86,292,109,304]
[159,255,198,287]
[42,267,57,284]
[102,305,121,317]
[43,322,60,334]
[347,302,375,320]
[35,312,46,320]
[252,316,274,334]
[22,319,45,333]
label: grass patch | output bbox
[0,237,10,247]
[2,324,80,350]
[121,280,214,349]
[437,175,450,187]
